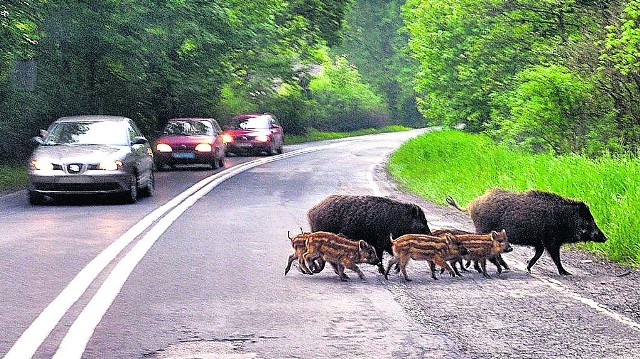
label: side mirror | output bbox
[31,136,44,146]
[39,129,48,137]
[132,136,148,145]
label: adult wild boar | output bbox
[447,189,607,275]
[307,194,432,273]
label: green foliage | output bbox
[0,0,355,164]
[402,0,640,155]
[334,0,422,127]
[308,56,390,131]
[389,130,640,266]
[0,166,27,191]
[488,65,593,154]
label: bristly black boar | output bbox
[307,195,432,274]
[447,189,607,275]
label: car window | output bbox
[44,121,128,146]
[163,120,213,136]
[232,116,270,130]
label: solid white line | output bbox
[509,259,640,331]
[51,142,352,358]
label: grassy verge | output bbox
[388,130,640,267]
[0,166,27,193]
[285,125,411,145]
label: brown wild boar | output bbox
[284,229,326,276]
[447,189,607,275]
[384,233,468,281]
[302,231,380,281]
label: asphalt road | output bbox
[1,129,639,358]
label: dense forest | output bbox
[2,0,640,163]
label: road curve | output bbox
[1,129,639,358]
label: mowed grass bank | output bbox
[388,130,640,267]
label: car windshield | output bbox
[43,121,128,146]
[231,116,270,130]
[163,120,213,136]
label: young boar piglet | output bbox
[284,229,326,276]
[451,230,512,278]
[302,231,380,281]
[385,233,468,281]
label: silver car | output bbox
[27,115,155,204]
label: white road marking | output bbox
[509,259,640,330]
[6,142,352,359]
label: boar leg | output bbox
[385,256,399,280]
[285,253,297,275]
[433,256,456,277]
[479,259,491,278]
[346,263,366,280]
[399,257,412,281]
[494,253,510,271]
[489,256,503,275]
[335,263,350,281]
[547,244,571,275]
[526,246,545,273]
[311,257,326,273]
[428,261,439,280]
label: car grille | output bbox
[34,183,121,192]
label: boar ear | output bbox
[491,230,498,239]
[358,240,368,251]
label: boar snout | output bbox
[504,243,513,253]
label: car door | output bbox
[269,116,284,147]
[127,120,154,181]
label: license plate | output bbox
[173,152,195,159]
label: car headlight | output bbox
[99,160,123,171]
[31,159,53,171]
[195,143,212,152]
[222,134,233,143]
[255,134,269,142]
[156,143,172,152]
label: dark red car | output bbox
[222,114,284,155]
[153,118,226,170]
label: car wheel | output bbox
[277,144,283,154]
[218,156,225,168]
[211,155,220,169]
[28,190,45,205]
[140,170,155,197]
[122,173,138,204]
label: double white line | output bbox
[5,142,349,359]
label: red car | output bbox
[153,118,226,170]
[222,114,284,155]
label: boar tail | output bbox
[446,196,466,213]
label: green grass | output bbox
[388,130,640,267]
[0,166,27,192]
[285,125,411,145]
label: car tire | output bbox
[121,173,138,204]
[277,144,283,154]
[218,156,225,168]
[28,190,45,205]
[140,170,155,197]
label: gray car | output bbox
[27,115,155,204]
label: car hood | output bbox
[31,144,130,163]
[155,135,214,145]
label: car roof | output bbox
[54,115,132,123]
[232,113,270,120]
[168,118,217,122]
